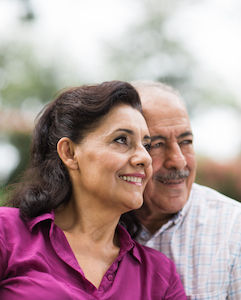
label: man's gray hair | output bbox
[131,80,184,104]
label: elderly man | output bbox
[131,81,241,299]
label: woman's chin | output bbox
[124,197,143,212]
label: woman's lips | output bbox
[119,173,145,186]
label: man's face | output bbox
[138,87,196,217]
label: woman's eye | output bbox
[144,143,151,152]
[114,136,128,145]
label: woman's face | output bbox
[72,104,152,215]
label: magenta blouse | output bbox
[0,207,186,299]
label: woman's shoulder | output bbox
[0,207,26,234]
[0,206,20,221]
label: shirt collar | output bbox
[26,212,141,263]
[138,185,195,240]
[26,211,54,232]
[172,188,193,224]
[117,224,141,263]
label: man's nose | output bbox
[163,143,187,170]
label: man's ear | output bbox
[57,137,78,170]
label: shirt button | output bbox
[107,274,114,281]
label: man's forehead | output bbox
[138,86,184,108]
[142,96,189,123]
[149,120,192,136]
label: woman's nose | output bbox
[130,146,152,168]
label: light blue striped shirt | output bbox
[137,183,241,299]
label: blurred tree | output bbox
[0,0,84,199]
[106,0,193,84]
[15,0,36,23]
[103,0,241,200]
[0,43,61,109]
[0,0,240,204]
[0,34,84,197]
[104,0,239,116]
[0,42,62,194]
[6,133,32,185]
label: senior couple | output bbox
[0,80,240,299]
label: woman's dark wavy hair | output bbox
[7,80,143,234]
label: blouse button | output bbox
[107,274,114,281]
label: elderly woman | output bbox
[0,81,186,299]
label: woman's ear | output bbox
[57,137,78,170]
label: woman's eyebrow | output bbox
[114,128,151,141]
[114,128,133,135]
[144,135,151,142]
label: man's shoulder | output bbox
[191,183,241,210]
[185,183,241,234]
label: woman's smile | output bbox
[119,173,146,186]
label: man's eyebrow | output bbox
[178,131,193,139]
[150,131,193,142]
[151,135,166,142]
[114,128,151,141]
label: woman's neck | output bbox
[54,198,120,246]
[54,199,121,288]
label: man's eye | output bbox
[180,140,193,146]
[151,142,164,149]
[114,136,128,144]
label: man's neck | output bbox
[136,210,176,235]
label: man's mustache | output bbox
[154,169,190,181]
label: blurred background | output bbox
[0,0,240,204]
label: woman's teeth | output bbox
[119,176,142,183]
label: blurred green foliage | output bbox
[104,0,239,116]
[0,0,240,205]
[0,41,62,196]
[0,43,61,109]
[0,188,6,206]
[6,133,32,185]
